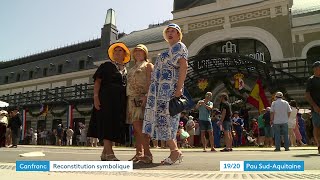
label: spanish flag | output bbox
[247,79,270,112]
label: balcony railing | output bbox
[1,83,93,107]
[1,57,317,107]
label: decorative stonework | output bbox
[230,9,271,23]
[188,26,284,60]
[188,17,225,31]
[275,6,282,15]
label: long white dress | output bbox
[142,42,188,140]
[288,107,298,128]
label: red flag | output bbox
[247,79,270,112]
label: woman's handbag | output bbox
[169,96,189,116]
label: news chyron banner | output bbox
[16,161,133,172]
[220,161,304,172]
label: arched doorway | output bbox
[185,52,300,130]
[307,46,320,63]
[185,52,304,113]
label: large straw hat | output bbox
[108,42,131,64]
[163,23,183,42]
[133,44,148,59]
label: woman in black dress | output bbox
[87,42,130,161]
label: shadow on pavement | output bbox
[293,154,320,158]
[133,162,162,169]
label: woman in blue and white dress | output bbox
[140,23,188,165]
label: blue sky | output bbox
[0,0,173,61]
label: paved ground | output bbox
[0,145,319,180]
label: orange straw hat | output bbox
[108,42,131,64]
[163,23,183,42]
[133,44,148,60]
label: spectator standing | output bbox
[195,92,216,152]
[7,107,21,148]
[251,119,259,140]
[288,100,298,147]
[66,127,74,146]
[194,120,200,147]
[186,115,195,147]
[263,107,273,147]
[305,61,320,154]
[25,128,33,145]
[211,109,221,148]
[297,113,307,144]
[32,130,38,145]
[232,111,244,147]
[0,110,8,147]
[56,124,63,146]
[270,92,292,151]
[219,93,233,152]
[257,109,266,146]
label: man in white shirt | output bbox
[270,92,292,151]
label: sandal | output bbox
[137,155,153,164]
[105,154,120,161]
[211,148,217,152]
[220,148,231,152]
[128,154,141,162]
[101,153,107,161]
[161,150,183,165]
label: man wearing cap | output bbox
[270,92,292,151]
[305,61,320,154]
[196,92,216,152]
[7,107,22,148]
[0,110,8,147]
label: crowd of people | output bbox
[1,23,320,164]
[173,92,313,152]
[0,118,99,148]
[22,123,98,147]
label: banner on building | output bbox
[21,109,27,140]
[66,105,73,129]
